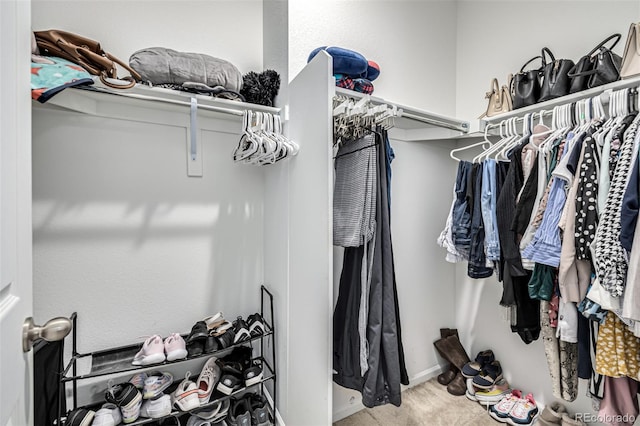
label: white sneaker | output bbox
[164,333,188,362]
[132,335,165,366]
[172,372,200,411]
[92,403,121,426]
[196,357,221,405]
[140,394,171,419]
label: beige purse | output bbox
[620,22,640,79]
[480,77,512,118]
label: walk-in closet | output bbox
[2,1,640,426]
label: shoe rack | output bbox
[54,285,277,425]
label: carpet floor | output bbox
[333,378,498,426]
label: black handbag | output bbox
[568,34,622,93]
[539,47,575,102]
[512,56,542,109]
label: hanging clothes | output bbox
[332,129,408,408]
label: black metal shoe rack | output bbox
[55,285,277,425]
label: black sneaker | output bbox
[216,328,236,349]
[64,408,95,426]
[187,321,209,357]
[232,317,251,343]
[247,313,266,337]
[216,360,244,395]
[246,393,273,426]
[227,397,252,426]
[243,360,264,387]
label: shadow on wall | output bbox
[31,109,266,352]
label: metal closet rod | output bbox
[76,85,247,116]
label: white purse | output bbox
[620,22,640,79]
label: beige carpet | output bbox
[334,378,498,426]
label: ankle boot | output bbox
[446,371,467,396]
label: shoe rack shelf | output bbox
[56,285,277,426]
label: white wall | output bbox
[289,0,458,116]
[32,0,264,78]
[455,0,640,119]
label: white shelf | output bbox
[334,87,470,142]
[481,75,640,125]
[36,80,280,121]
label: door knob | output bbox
[22,316,72,352]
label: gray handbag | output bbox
[129,47,243,92]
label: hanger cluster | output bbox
[451,86,639,162]
[233,110,299,165]
[332,94,401,143]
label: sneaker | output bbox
[216,328,237,349]
[139,394,171,419]
[143,371,174,399]
[508,393,539,425]
[132,335,165,366]
[171,372,200,412]
[187,321,209,357]
[64,408,94,426]
[244,361,264,387]
[247,313,266,337]
[246,393,272,426]
[105,382,142,424]
[462,349,495,378]
[197,356,221,405]
[210,320,233,336]
[204,312,225,330]
[489,390,522,422]
[128,372,148,390]
[472,360,503,389]
[232,317,251,344]
[475,378,511,406]
[227,397,252,426]
[217,360,245,395]
[204,332,220,354]
[465,378,478,402]
[165,333,188,362]
[187,415,217,426]
[208,399,231,423]
[91,403,121,426]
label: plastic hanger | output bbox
[450,122,494,162]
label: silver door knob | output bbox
[22,316,72,352]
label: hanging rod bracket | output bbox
[187,97,203,177]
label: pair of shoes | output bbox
[139,394,172,419]
[105,382,143,424]
[433,328,459,385]
[537,401,566,425]
[189,320,233,356]
[92,403,121,426]
[228,393,273,426]
[473,360,503,388]
[216,359,264,395]
[132,334,188,366]
[204,312,225,330]
[142,371,173,399]
[490,390,539,425]
[462,349,495,378]
[433,334,471,396]
[247,313,266,337]
[64,408,95,426]
[474,378,511,405]
[232,316,251,344]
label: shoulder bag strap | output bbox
[519,55,543,73]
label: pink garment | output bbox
[599,376,639,426]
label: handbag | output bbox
[34,29,141,89]
[539,47,575,102]
[480,77,512,118]
[512,56,543,109]
[621,22,640,79]
[568,34,622,93]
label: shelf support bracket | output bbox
[187,97,203,177]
